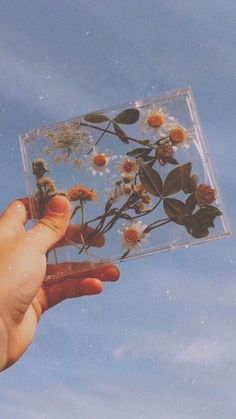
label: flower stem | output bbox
[79,199,88,253]
[70,204,81,220]
[144,219,172,233]
[87,120,112,154]
[80,122,159,151]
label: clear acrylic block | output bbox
[20,88,231,281]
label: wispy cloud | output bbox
[112,331,229,367]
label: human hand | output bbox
[0,195,119,371]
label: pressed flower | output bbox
[132,183,147,194]
[141,193,152,205]
[85,149,115,176]
[123,184,133,195]
[133,202,149,214]
[159,119,195,148]
[37,176,57,193]
[194,184,216,207]
[44,146,51,155]
[169,125,188,144]
[53,156,63,163]
[45,122,94,162]
[122,174,134,184]
[73,158,83,168]
[157,141,175,158]
[140,106,173,134]
[119,221,150,251]
[67,184,97,202]
[118,157,139,177]
[32,158,49,178]
[147,110,165,128]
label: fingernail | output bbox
[47,196,69,215]
[99,266,120,281]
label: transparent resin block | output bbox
[20,88,231,281]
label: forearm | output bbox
[0,318,8,371]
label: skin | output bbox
[0,195,119,371]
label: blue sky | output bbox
[0,1,236,418]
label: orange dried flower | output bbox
[147,112,165,128]
[67,184,97,202]
[93,153,108,167]
[169,126,188,144]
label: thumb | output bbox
[27,195,71,253]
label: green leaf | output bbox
[163,163,192,197]
[112,122,129,144]
[83,112,110,123]
[113,108,139,124]
[126,147,151,158]
[164,198,190,225]
[139,164,163,197]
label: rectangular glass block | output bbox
[20,88,231,281]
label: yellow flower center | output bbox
[123,160,136,173]
[124,228,139,245]
[170,126,187,143]
[147,112,165,128]
[93,154,108,167]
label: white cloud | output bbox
[112,331,230,368]
[173,339,226,366]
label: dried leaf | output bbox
[163,163,192,197]
[139,164,163,197]
[163,156,179,165]
[83,112,110,123]
[126,147,151,158]
[185,205,222,238]
[185,193,197,212]
[183,174,198,194]
[113,108,139,124]
[164,198,190,225]
[112,122,129,144]
[142,155,156,162]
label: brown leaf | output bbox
[126,147,151,158]
[163,163,192,197]
[113,108,139,124]
[183,174,198,194]
[83,112,110,123]
[163,198,191,225]
[139,164,163,197]
[112,122,129,144]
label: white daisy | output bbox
[85,149,116,176]
[163,122,195,148]
[117,156,140,178]
[119,221,150,251]
[140,105,174,135]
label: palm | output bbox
[0,197,119,370]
